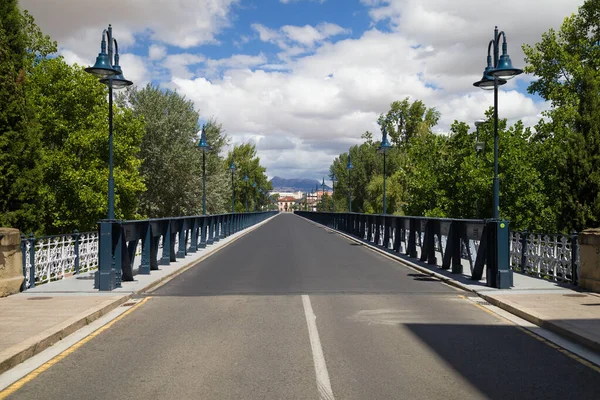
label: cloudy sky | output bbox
[21,0,583,183]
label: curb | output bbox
[296,214,600,353]
[0,295,131,375]
[478,293,600,353]
[0,214,278,375]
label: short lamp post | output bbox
[229,160,236,213]
[378,127,392,215]
[346,154,353,212]
[197,125,210,215]
[86,24,133,292]
[473,26,522,220]
[85,24,133,221]
[243,174,249,212]
[331,173,337,213]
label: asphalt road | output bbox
[7,213,600,399]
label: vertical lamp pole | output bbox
[331,173,337,213]
[346,154,353,212]
[85,24,133,220]
[378,127,392,215]
[472,26,521,289]
[197,125,210,215]
[321,177,326,211]
[473,26,522,220]
[252,182,257,212]
[229,160,236,213]
[86,24,133,291]
[243,173,249,212]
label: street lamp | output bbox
[243,174,249,212]
[331,173,337,213]
[252,182,257,211]
[321,177,327,211]
[378,127,392,215]
[473,26,522,219]
[85,24,133,220]
[346,154,353,212]
[229,159,236,213]
[197,125,210,215]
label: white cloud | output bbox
[148,44,167,60]
[20,0,585,180]
[20,0,239,65]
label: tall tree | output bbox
[377,97,440,146]
[0,2,50,233]
[523,0,600,231]
[122,84,205,217]
[225,143,272,212]
[28,57,145,233]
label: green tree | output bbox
[225,143,272,212]
[523,0,600,231]
[122,84,206,217]
[28,57,145,233]
[0,2,51,233]
[378,97,440,146]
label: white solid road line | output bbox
[302,295,335,400]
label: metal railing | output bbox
[21,231,98,290]
[295,211,512,289]
[510,231,579,284]
[20,211,278,292]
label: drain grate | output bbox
[474,299,492,306]
[27,297,53,300]
[121,302,136,307]
[563,294,587,298]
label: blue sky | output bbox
[22,0,582,183]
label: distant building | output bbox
[277,196,298,212]
[270,191,303,200]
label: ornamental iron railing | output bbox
[510,231,579,284]
[296,211,512,289]
[21,231,98,290]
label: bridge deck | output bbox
[6,214,600,399]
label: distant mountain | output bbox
[270,177,331,192]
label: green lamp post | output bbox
[243,174,249,212]
[378,127,392,215]
[473,26,522,220]
[85,24,133,221]
[252,182,257,211]
[321,177,327,211]
[229,159,236,213]
[197,125,210,215]
[346,154,353,212]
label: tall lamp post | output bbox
[243,173,249,212]
[85,24,133,220]
[321,177,327,211]
[252,182,257,212]
[473,26,522,219]
[346,154,353,212]
[331,173,337,213]
[197,126,210,215]
[378,127,392,215]
[229,159,236,213]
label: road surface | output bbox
[6,213,600,399]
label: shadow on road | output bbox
[404,323,600,399]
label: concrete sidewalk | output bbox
[0,214,278,375]
[300,215,600,354]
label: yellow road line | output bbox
[459,295,600,374]
[0,297,152,399]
